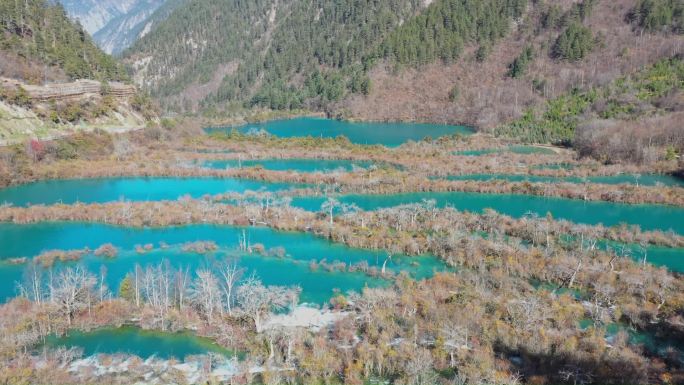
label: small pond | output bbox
[42,326,236,360]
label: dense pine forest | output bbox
[126,0,530,112]
[126,0,423,111]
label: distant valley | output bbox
[57,0,180,54]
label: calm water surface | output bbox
[42,326,236,360]
[208,117,473,146]
[291,192,684,234]
[0,177,302,207]
[0,223,445,303]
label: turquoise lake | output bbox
[1,176,682,233]
[207,117,473,146]
[1,178,682,234]
[441,173,684,187]
[0,223,445,303]
[42,326,235,360]
[0,177,301,207]
[203,158,377,173]
[291,192,684,234]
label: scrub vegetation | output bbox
[0,123,682,384]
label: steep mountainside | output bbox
[126,0,682,162]
[0,0,152,143]
[99,0,183,55]
[126,0,679,117]
[342,0,682,127]
[0,0,128,82]
[91,0,169,55]
[126,0,528,113]
[58,0,142,36]
[58,0,175,54]
[126,0,428,111]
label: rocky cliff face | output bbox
[0,78,146,144]
[58,0,172,54]
[59,0,140,35]
[92,0,173,55]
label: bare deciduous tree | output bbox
[175,265,191,311]
[189,269,223,322]
[48,266,97,325]
[217,258,245,316]
[236,277,292,332]
[18,263,44,304]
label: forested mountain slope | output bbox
[125,0,424,111]
[0,0,152,143]
[0,0,128,82]
[343,0,682,130]
[126,0,530,111]
[126,0,682,163]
